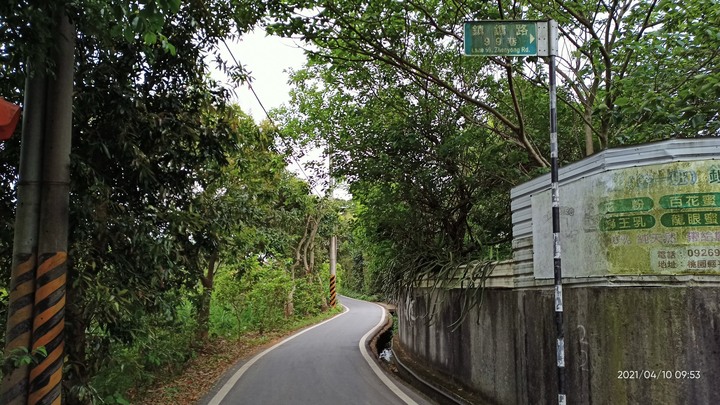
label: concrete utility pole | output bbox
[328,149,337,307]
[329,235,337,307]
[1,64,46,405]
[1,11,75,405]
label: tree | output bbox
[265,0,719,151]
[525,0,720,151]
[183,107,292,340]
[1,0,267,402]
[268,0,720,300]
[277,64,528,298]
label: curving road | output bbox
[203,296,432,405]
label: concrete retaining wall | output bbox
[396,140,720,403]
[398,280,720,404]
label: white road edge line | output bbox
[208,304,350,405]
[352,297,419,405]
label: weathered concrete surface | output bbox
[397,286,720,404]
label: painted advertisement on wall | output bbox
[532,160,720,278]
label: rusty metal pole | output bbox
[28,12,75,405]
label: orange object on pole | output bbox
[0,97,21,140]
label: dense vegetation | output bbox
[1,0,718,402]
[0,1,342,403]
[268,0,720,297]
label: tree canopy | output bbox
[1,0,719,400]
[1,1,338,402]
[268,0,720,296]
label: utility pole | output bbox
[328,148,337,307]
[329,234,337,307]
[28,13,74,405]
[1,10,75,405]
[1,64,46,405]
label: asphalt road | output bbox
[204,296,432,405]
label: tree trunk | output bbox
[316,273,328,311]
[584,109,594,156]
[197,253,218,341]
[305,216,320,275]
[293,216,311,275]
[284,284,295,318]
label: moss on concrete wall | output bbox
[398,286,720,404]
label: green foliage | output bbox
[292,276,326,318]
[88,304,198,402]
[0,346,47,378]
[610,0,720,142]
[279,67,517,298]
[214,263,291,334]
[525,0,720,147]
[244,269,292,332]
[1,1,329,402]
[269,0,720,304]
[208,301,239,339]
[0,289,7,348]
[104,393,131,405]
[213,258,332,335]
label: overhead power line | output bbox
[219,37,324,197]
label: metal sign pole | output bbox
[546,20,566,405]
[464,19,566,404]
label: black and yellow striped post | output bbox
[329,274,337,307]
[1,10,75,405]
[2,255,38,405]
[28,253,67,405]
[329,235,337,307]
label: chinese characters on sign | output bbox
[659,193,718,209]
[652,247,720,272]
[601,214,656,231]
[600,164,720,274]
[709,165,720,184]
[603,194,720,231]
[464,21,539,56]
[532,157,720,278]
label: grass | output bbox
[132,304,345,405]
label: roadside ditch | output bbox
[370,304,482,405]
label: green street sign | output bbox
[464,21,549,57]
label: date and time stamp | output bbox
[578,326,704,383]
[617,370,701,380]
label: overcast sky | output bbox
[213,28,307,122]
[210,30,349,198]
